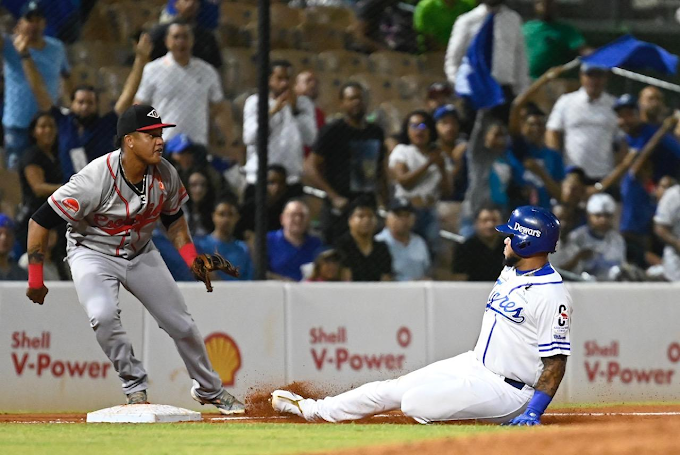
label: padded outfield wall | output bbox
[1,282,679,411]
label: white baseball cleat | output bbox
[271,390,305,417]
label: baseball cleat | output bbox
[191,387,246,415]
[126,390,148,405]
[271,390,304,417]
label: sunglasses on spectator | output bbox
[408,122,428,130]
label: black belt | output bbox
[504,378,525,390]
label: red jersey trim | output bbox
[50,196,79,223]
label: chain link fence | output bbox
[1,0,680,283]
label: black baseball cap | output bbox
[21,1,45,19]
[117,105,176,138]
[388,198,415,213]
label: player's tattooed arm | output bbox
[535,355,567,397]
[26,219,50,264]
[166,216,193,251]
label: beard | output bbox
[503,254,521,268]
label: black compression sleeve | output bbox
[161,208,184,230]
[31,201,67,229]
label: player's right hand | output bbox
[26,285,49,305]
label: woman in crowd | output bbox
[388,110,452,254]
[184,168,216,237]
[16,111,63,253]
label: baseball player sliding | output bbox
[25,104,244,414]
[272,206,570,425]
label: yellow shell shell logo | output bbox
[204,332,242,386]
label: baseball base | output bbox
[86,404,202,423]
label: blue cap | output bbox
[388,197,414,213]
[165,133,192,154]
[433,104,459,122]
[580,62,609,74]
[0,214,15,229]
[613,94,638,111]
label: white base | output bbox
[86,404,202,423]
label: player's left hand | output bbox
[190,253,240,292]
[504,409,541,426]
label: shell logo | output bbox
[204,332,242,386]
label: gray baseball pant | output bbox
[68,242,223,400]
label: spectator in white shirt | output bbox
[546,64,624,183]
[134,21,235,159]
[389,110,452,253]
[243,60,317,199]
[445,0,529,103]
[654,182,680,281]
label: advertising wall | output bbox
[1,282,679,411]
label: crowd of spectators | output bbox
[1,0,680,285]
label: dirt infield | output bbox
[3,383,680,455]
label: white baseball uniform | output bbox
[296,263,572,423]
[48,150,224,399]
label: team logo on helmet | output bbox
[204,332,242,386]
[62,198,80,213]
[147,109,160,119]
[513,222,542,237]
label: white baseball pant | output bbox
[299,351,533,423]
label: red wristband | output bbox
[179,243,198,267]
[28,263,44,289]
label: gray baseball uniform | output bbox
[48,149,223,399]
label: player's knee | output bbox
[164,320,198,340]
[87,305,119,331]
[400,391,433,424]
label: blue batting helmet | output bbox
[495,206,560,258]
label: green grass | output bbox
[0,422,504,455]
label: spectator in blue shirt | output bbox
[22,32,153,180]
[620,116,679,268]
[267,199,323,281]
[2,1,71,170]
[510,105,564,209]
[615,94,680,183]
[3,0,81,44]
[195,196,254,281]
[375,198,431,281]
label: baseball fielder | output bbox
[272,206,570,425]
[25,104,245,414]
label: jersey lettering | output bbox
[486,292,525,324]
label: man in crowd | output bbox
[195,196,253,281]
[445,0,529,117]
[235,165,291,242]
[243,60,317,199]
[267,200,323,282]
[2,1,71,169]
[336,197,392,282]
[375,198,431,281]
[654,180,680,282]
[614,94,680,183]
[425,82,457,116]
[639,86,667,126]
[160,0,219,30]
[450,206,504,281]
[414,0,474,52]
[22,31,153,179]
[434,105,467,202]
[150,0,221,69]
[511,104,564,209]
[135,21,234,158]
[522,0,587,80]
[0,214,27,280]
[546,64,623,184]
[560,193,626,281]
[164,133,229,197]
[305,82,386,245]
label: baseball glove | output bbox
[191,253,240,292]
